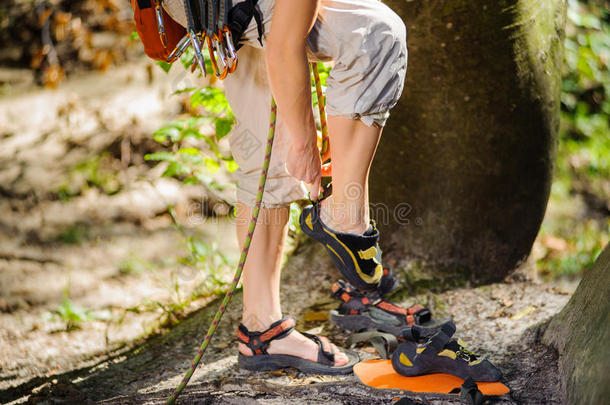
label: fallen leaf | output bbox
[303,311,329,322]
[510,306,536,321]
[542,235,568,252]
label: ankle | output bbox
[241,312,282,331]
[320,197,369,235]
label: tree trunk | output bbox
[541,244,610,405]
[372,0,566,284]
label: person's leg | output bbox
[320,116,382,235]
[235,203,348,365]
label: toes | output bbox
[331,343,349,366]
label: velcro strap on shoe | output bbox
[236,317,295,355]
[377,267,397,297]
[413,307,432,324]
[423,321,456,354]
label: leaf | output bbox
[303,311,329,322]
[215,117,234,140]
[153,125,181,143]
[190,87,230,114]
[156,60,173,73]
[144,152,175,162]
[178,147,200,155]
[163,161,191,177]
[204,157,220,173]
[224,159,239,173]
[510,306,536,321]
[171,87,197,95]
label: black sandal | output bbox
[237,316,359,375]
[330,280,452,340]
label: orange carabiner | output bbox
[205,34,221,77]
[213,31,229,79]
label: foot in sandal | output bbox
[237,317,359,374]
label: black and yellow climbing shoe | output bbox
[300,202,395,293]
[329,280,451,340]
[391,321,503,382]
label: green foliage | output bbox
[56,154,121,200]
[145,85,236,191]
[46,284,110,331]
[560,0,610,179]
[118,255,153,275]
[538,218,608,278]
[57,224,89,244]
[538,0,610,279]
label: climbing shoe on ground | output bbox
[329,280,452,340]
[391,321,502,382]
[237,316,359,375]
[300,202,396,293]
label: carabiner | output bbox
[222,26,238,73]
[189,30,207,76]
[152,0,168,47]
[213,31,229,79]
[166,34,190,63]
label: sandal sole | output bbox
[238,349,359,375]
[330,309,451,340]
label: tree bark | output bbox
[542,244,610,405]
[372,0,566,283]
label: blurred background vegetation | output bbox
[536,0,609,279]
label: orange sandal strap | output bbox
[236,317,295,355]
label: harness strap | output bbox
[227,0,263,49]
[137,0,152,9]
[236,316,295,355]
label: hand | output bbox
[286,138,322,200]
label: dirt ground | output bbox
[0,60,578,404]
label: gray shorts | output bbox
[163,0,407,207]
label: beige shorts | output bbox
[163,0,407,207]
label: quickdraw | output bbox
[150,0,241,79]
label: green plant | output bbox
[46,284,109,331]
[56,153,122,199]
[538,0,610,279]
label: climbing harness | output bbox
[131,0,264,77]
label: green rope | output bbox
[166,62,325,404]
[311,63,329,156]
[166,99,277,404]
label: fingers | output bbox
[309,171,321,201]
